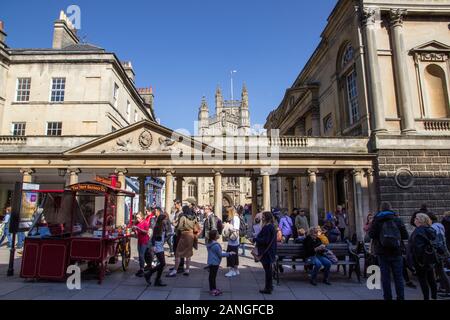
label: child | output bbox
[294,228,307,243]
[206,230,235,296]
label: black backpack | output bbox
[379,219,401,249]
[239,215,248,237]
[207,214,223,235]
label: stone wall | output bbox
[376,149,450,222]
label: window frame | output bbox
[50,77,66,103]
[113,83,119,109]
[46,122,62,136]
[11,122,26,136]
[16,78,31,102]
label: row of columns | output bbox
[361,7,416,134]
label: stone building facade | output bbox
[265,0,450,229]
[0,11,155,210]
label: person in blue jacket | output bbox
[254,211,277,295]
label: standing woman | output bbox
[145,214,167,287]
[225,207,241,277]
[254,211,277,294]
[133,212,150,277]
[408,213,438,300]
[167,206,199,277]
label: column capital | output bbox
[114,168,128,175]
[212,169,224,175]
[389,8,407,28]
[360,6,378,27]
[352,168,363,177]
[162,169,175,176]
[66,168,81,175]
[307,169,318,176]
[260,169,272,176]
[20,168,35,175]
[365,168,375,177]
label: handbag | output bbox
[324,249,338,264]
[251,228,277,262]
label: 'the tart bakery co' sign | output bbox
[70,184,108,193]
[95,175,122,188]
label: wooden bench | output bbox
[274,241,361,285]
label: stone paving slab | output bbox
[0,240,428,300]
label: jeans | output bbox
[209,265,219,291]
[150,252,166,281]
[416,266,437,300]
[16,232,25,248]
[0,226,11,247]
[378,255,405,300]
[309,255,332,282]
[138,244,147,270]
[166,234,174,254]
[262,262,273,291]
[240,243,246,255]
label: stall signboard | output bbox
[70,183,108,193]
[95,175,122,189]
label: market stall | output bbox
[20,177,135,283]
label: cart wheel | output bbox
[121,238,131,271]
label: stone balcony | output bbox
[0,135,98,153]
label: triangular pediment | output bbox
[64,120,222,156]
[410,40,450,53]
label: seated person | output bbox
[323,220,341,243]
[304,227,332,286]
[294,228,307,243]
[316,226,330,245]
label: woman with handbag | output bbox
[167,206,199,277]
[224,207,241,278]
[253,211,277,294]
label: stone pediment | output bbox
[64,120,219,156]
[410,40,450,62]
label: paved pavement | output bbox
[0,239,425,300]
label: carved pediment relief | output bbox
[410,40,450,62]
[64,120,211,156]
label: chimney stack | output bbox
[121,61,135,82]
[138,87,154,110]
[0,21,6,49]
[52,10,79,49]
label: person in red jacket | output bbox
[133,212,149,277]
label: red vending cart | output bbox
[20,177,135,283]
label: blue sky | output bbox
[1,0,337,133]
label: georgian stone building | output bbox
[265,0,450,227]
[0,12,155,210]
[177,86,253,208]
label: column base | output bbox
[401,128,417,135]
[371,128,388,135]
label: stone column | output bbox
[311,105,321,136]
[294,118,306,136]
[20,168,35,183]
[163,169,174,214]
[322,174,329,213]
[251,176,258,218]
[286,177,294,214]
[308,169,318,227]
[213,170,223,220]
[261,171,271,211]
[360,7,386,133]
[138,176,146,214]
[365,168,377,214]
[175,176,184,202]
[115,169,128,226]
[389,9,416,134]
[66,168,80,187]
[352,169,364,242]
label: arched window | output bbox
[339,43,361,126]
[424,64,449,118]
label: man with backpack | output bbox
[203,205,223,244]
[369,202,408,300]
